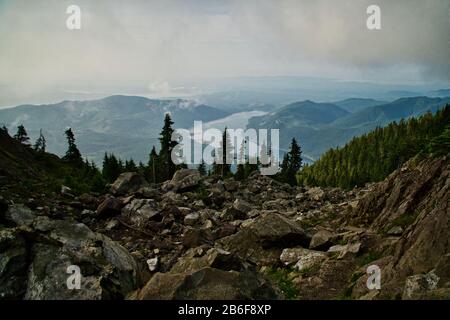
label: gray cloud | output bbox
[0,0,448,105]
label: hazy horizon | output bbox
[1,0,449,107]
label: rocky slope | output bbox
[0,135,448,300]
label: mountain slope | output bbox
[332,98,386,113]
[0,95,229,164]
[298,105,450,188]
[332,96,450,128]
[247,96,450,160]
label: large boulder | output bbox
[166,169,201,192]
[96,196,122,218]
[218,213,310,265]
[3,204,36,227]
[133,248,278,300]
[110,172,147,196]
[133,267,278,300]
[280,248,327,272]
[170,248,245,274]
[0,228,28,299]
[309,229,334,250]
[0,205,142,300]
[25,217,141,300]
[402,271,440,300]
[122,199,161,227]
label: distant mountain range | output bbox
[247,96,450,161]
[1,94,449,166]
[331,98,386,113]
[0,95,229,164]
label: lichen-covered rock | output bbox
[280,248,327,272]
[122,199,161,227]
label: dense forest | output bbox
[297,104,450,189]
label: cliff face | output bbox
[348,157,449,299]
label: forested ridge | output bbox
[298,104,450,189]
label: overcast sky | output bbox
[0,0,448,105]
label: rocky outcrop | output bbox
[0,205,142,300]
[347,157,449,299]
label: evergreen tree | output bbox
[102,152,123,182]
[278,138,302,186]
[198,159,207,176]
[62,128,83,167]
[298,105,450,189]
[33,129,46,152]
[214,128,233,177]
[235,140,246,180]
[14,124,30,145]
[259,140,270,168]
[125,159,137,172]
[158,114,177,181]
[147,146,158,183]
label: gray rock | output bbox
[309,229,334,250]
[402,270,440,300]
[219,213,310,265]
[96,196,122,218]
[4,204,36,227]
[306,187,326,201]
[328,243,361,259]
[122,199,160,227]
[134,267,278,300]
[233,199,251,214]
[166,169,201,192]
[280,248,327,272]
[387,226,403,236]
[146,257,159,272]
[0,228,28,299]
[184,213,200,226]
[0,212,142,300]
[110,172,147,196]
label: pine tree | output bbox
[198,159,207,176]
[125,159,137,172]
[14,124,30,145]
[259,140,270,168]
[33,129,46,152]
[235,140,246,180]
[158,114,177,181]
[62,128,83,167]
[147,146,158,183]
[102,153,123,182]
[278,138,302,186]
[214,128,233,177]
